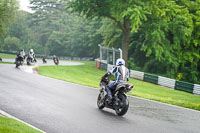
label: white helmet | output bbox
[116,58,125,66]
[30,49,33,52]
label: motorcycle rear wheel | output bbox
[115,94,129,116]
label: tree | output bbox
[67,0,147,66]
[28,0,103,57]
[2,36,21,51]
[128,0,200,83]
[0,0,18,38]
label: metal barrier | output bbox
[96,59,200,95]
[130,70,144,80]
[107,64,114,72]
[175,81,194,94]
[193,84,200,95]
[158,76,175,89]
[144,73,158,84]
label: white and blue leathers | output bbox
[107,65,129,89]
[103,64,129,100]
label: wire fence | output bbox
[98,44,122,65]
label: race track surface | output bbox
[0,63,200,133]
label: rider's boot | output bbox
[105,87,112,102]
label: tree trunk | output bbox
[122,17,130,67]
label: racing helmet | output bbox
[116,58,125,66]
[30,49,33,53]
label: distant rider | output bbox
[19,49,26,58]
[15,49,25,63]
[42,55,47,63]
[28,49,36,62]
[101,58,129,104]
[53,55,59,61]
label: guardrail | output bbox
[0,51,93,61]
[95,59,200,95]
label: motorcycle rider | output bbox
[101,58,129,104]
[29,49,34,56]
[53,55,59,62]
[15,49,25,63]
[19,49,26,59]
[28,49,36,62]
[42,55,47,63]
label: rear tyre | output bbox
[97,93,104,110]
[115,94,129,116]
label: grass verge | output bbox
[38,61,200,111]
[0,116,42,133]
[0,62,13,64]
[0,53,16,59]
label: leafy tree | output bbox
[129,0,200,83]
[97,18,122,48]
[2,36,21,51]
[28,0,102,57]
[67,0,147,66]
[0,0,18,38]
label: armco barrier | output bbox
[158,76,175,89]
[107,64,114,71]
[130,70,144,80]
[144,73,158,84]
[100,62,107,70]
[175,81,194,94]
[95,60,200,95]
[193,84,200,95]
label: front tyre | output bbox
[97,92,104,110]
[115,94,129,116]
[27,58,31,65]
[16,61,20,68]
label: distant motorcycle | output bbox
[15,55,24,68]
[53,58,59,65]
[42,57,47,64]
[97,77,133,116]
[27,54,37,65]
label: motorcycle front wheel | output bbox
[27,58,31,65]
[115,94,129,116]
[16,61,20,68]
[97,92,104,110]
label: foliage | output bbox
[2,36,21,51]
[128,0,200,83]
[67,0,148,66]
[97,18,122,48]
[0,0,18,38]
[2,0,200,84]
[2,1,102,58]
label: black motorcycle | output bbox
[15,55,24,68]
[53,58,59,65]
[27,54,37,65]
[42,57,47,64]
[97,77,134,116]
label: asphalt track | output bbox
[0,63,200,133]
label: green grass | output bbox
[39,61,103,88]
[0,53,16,59]
[0,62,13,64]
[0,116,42,133]
[38,61,200,111]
